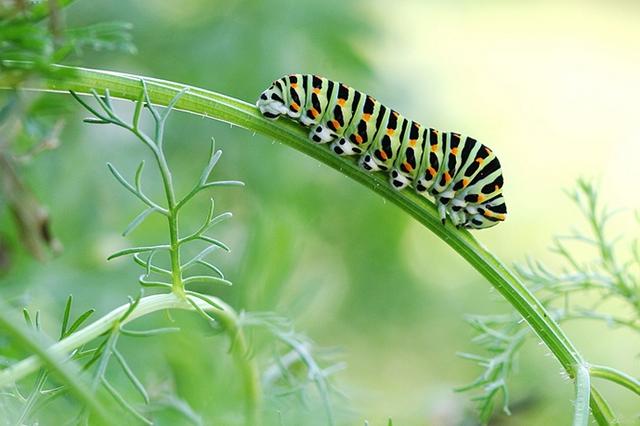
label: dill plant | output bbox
[1,6,344,424]
[1,80,261,425]
[458,180,640,424]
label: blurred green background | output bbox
[1,0,639,424]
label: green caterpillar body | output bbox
[256,74,506,229]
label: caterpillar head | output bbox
[465,204,506,229]
[256,83,289,119]
[464,214,500,229]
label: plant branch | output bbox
[589,364,640,397]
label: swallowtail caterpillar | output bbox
[256,74,506,229]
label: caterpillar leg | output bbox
[465,205,478,215]
[413,175,435,207]
[256,91,289,119]
[359,153,381,171]
[448,206,468,228]
[300,115,315,127]
[389,169,411,190]
[309,125,336,144]
[330,138,364,156]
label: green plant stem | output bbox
[210,305,261,426]
[168,208,183,295]
[590,388,619,426]
[150,140,183,296]
[0,293,261,424]
[16,369,48,425]
[590,364,640,397]
[0,63,619,423]
[573,364,591,426]
[128,93,184,296]
[128,125,184,295]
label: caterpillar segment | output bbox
[257,74,507,230]
[390,121,426,190]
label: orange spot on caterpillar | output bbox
[403,161,413,172]
[331,119,340,130]
[313,88,321,94]
[408,139,417,147]
[485,147,492,155]
[462,178,470,187]
[495,184,500,192]
[386,128,394,136]
[444,172,451,183]
[355,134,363,144]
[450,147,458,155]
[310,108,319,118]
[362,113,371,122]
[337,99,346,106]
[497,214,506,221]
[477,194,485,202]
[427,167,436,177]
[379,150,388,161]
[290,83,298,89]
[431,144,438,152]
[290,102,300,111]
[476,157,484,164]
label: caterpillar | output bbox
[256,74,507,229]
